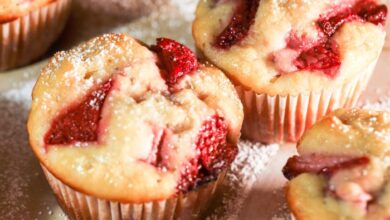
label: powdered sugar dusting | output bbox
[0,79,61,219]
[361,94,390,111]
[2,81,35,105]
[271,202,292,220]
[207,141,279,219]
[170,0,198,21]
[232,142,279,188]
[0,81,32,218]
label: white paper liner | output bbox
[0,0,71,71]
[236,64,375,144]
[291,213,296,220]
[42,165,226,220]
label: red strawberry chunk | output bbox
[214,0,261,49]
[283,154,370,180]
[294,42,341,78]
[290,1,387,78]
[177,115,238,192]
[176,158,200,192]
[197,115,237,172]
[357,1,387,26]
[44,79,113,148]
[318,11,360,38]
[152,38,198,86]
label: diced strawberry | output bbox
[176,158,200,192]
[44,79,113,148]
[294,42,341,78]
[290,0,387,78]
[283,154,370,180]
[177,115,238,192]
[214,0,261,49]
[197,115,237,173]
[357,1,387,26]
[152,38,198,86]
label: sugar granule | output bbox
[206,141,279,219]
[361,94,390,111]
[0,80,59,219]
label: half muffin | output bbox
[283,109,390,220]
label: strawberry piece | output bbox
[214,0,261,49]
[320,156,370,177]
[318,11,360,38]
[152,38,198,86]
[143,116,236,192]
[291,1,387,78]
[283,155,370,180]
[357,1,387,26]
[177,115,238,192]
[318,1,387,38]
[294,42,341,78]
[176,158,200,192]
[44,79,113,148]
[197,115,237,173]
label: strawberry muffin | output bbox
[283,109,390,220]
[193,0,388,143]
[0,0,71,71]
[27,34,243,219]
[0,0,53,22]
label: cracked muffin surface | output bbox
[283,109,390,220]
[28,34,243,203]
[193,0,387,95]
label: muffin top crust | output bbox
[283,109,390,219]
[27,34,243,202]
[193,0,387,95]
[0,0,54,23]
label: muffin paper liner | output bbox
[291,214,296,220]
[42,165,226,220]
[0,0,71,71]
[236,64,375,144]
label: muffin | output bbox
[193,0,388,143]
[0,0,52,22]
[283,109,390,220]
[27,34,243,219]
[0,0,71,71]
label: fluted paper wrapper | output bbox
[42,165,225,220]
[236,64,375,144]
[0,0,71,71]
